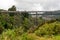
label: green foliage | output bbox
[14,27,25,35]
[21,33,40,40]
[0,29,21,40]
[22,18,34,32]
[21,12,29,20]
[1,7,60,40]
[8,5,16,16]
[35,21,60,36]
[54,24,60,34]
[0,29,15,40]
[23,18,30,29]
[0,23,4,34]
[0,13,22,29]
[8,5,16,11]
[53,35,60,40]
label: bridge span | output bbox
[0,11,60,15]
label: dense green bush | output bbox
[54,24,60,34]
[35,21,60,36]
[8,5,16,16]
[21,12,29,20]
[0,23,4,34]
[0,29,16,40]
[0,29,21,40]
[21,33,40,40]
[23,18,34,32]
[14,27,25,35]
[0,13,22,29]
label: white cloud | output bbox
[29,4,44,11]
[0,0,16,10]
[15,0,60,11]
[0,0,60,11]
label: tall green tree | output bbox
[21,11,29,20]
[8,5,16,11]
[8,5,16,16]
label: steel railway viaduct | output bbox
[0,11,60,25]
[0,11,60,15]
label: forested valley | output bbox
[0,5,60,40]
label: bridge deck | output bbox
[0,11,60,15]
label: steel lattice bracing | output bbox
[0,11,60,15]
[0,11,60,26]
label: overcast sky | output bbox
[0,0,60,11]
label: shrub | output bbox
[0,22,4,34]
[0,25,4,34]
[23,18,34,32]
[54,24,60,34]
[0,29,21,40]
[35,21,60,36]
[21,12,29,20]
[21,33,40,40]
[14,27,25,35]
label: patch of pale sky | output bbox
[0,0,60,11]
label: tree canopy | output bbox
[8,5,16,11]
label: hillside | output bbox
[0,8,60,40]
[0,9,7,11]
[42,10,60,20]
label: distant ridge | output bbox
[0,9,7,11]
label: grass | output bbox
[21,33,60,40]
[53,35,60,40]
[39,35,60,40]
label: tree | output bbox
[21,11,29,20]
[8,5,16,11]
[8,5,16,16]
